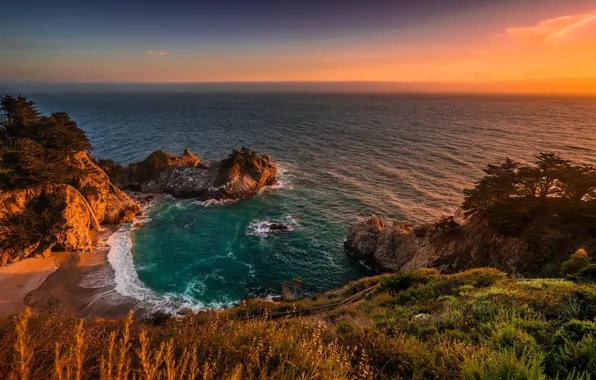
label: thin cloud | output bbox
[322,57,336,63]
[500,12,596,42]
[146,50,169,56]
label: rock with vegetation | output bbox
[97,148,201,189]
[68,152,140,224]
[101,146,278,200]
[0,184,95,265]
[0,95,141,264]
[346,153,596,276]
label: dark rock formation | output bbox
[345,211,596,276]
[269,223,291,231]
[101,147,278,200]
[98,148,201,189]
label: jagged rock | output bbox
[0,184,94,265]
[69,152,141,224]
[104,148,277,201]
[345,212,596,276]
[98,149,201,189]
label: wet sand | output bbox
[0,228,144,319]
[24,248,142,319]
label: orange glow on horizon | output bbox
[4,7,596,94]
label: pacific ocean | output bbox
[30,93,596,312]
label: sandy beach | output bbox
[0,255,58,316]
[0,228,142,319]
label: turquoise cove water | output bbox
[32,93,596,312]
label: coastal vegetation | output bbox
[1,265,595,379]
[2,95,595,378]
[345,154,596,276]
[1,95,92,189]
[463,154,596,235]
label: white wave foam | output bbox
[106,225,213,314]
[260,162,295,192]
[193,198,238,207]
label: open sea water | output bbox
[31,93,596,312]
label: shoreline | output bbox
[0,183,293,319]
[0,227,144,319]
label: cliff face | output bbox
[0,184,93,265]
[69,152,140,224]
[101,148,278,200]
[0,153,141,265]
[345,212,596,276]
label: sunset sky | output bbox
[1,0,596,92]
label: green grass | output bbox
[1,268,595,379]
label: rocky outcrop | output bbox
[0,184,94,265]
[102,148,278,200]
[345,211,596,276]
[98,149,202,189]
[0,152,141,265]
[69,152,141,224]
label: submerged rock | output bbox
[345,211,596,276]
[269,223,291,231]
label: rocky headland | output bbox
[345,212,596,276]
[0,152,140,265]
[0,96,278,266]
[1,146,277,265]
[346,153,596,277]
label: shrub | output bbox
[561,249,592,276]
[462,348,546,380]
[568,264,596,284]
[336,320,356,334]
[490,322,538,355]
[552,335,596,377]
[553,320,596,346]
[516,319,552,346]
[448,268,507,288]
[469,300,500,323]
[380,269,439,294]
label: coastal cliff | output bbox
[0,152,140,265]
[345,212,596,276]
[346,153,596,277]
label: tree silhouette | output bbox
[533,153,570,200]
[462,153,596,234]
[1,95,40,127]
[558,165,596,204]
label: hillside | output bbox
[1,267,595,379]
